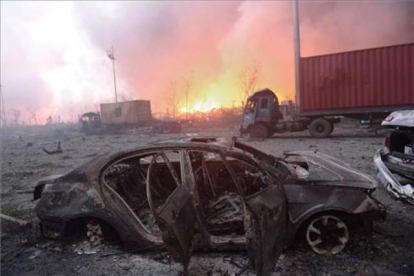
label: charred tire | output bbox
[309,118,333,138]
[249,124,269,139]
[305,215,349,255]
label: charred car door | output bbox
[146,151,195,272]
[225,155,288,276]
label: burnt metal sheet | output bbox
[245,186,288,276]
[155,185,195,272]
[300,43,414,114]
[145,150,195,272]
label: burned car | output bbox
[374,110,414,204]
[34,137,385,274]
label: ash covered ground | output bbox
[1,123,413,276]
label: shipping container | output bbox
[100,100,152,125]
[299,43,414,117]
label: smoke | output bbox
[300,1,414,56]
[73,1,242,114]
[1,1,413,123]
[1,2,57,124]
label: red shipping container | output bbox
[299,43,414,116]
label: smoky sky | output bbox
[1,1,413,123]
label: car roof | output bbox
[151,136,233,148]
[61,137,253,183]
[247,88,277,101]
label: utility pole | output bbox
[169,81,177,119]
[183,73,193,120]
[292,0,301,109]
[0,84,6,127]
[185,91,188,120]
[107,46,118,103]
[172,87,176,119]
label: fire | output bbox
[178,100,219,114]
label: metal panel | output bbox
[300,43,414,114]
[100,100,152,125]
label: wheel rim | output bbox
[306,215,349,255]
[316,125,324,133]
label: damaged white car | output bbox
[374,110,414,204]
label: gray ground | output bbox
[1,123,413,275]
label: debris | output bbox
[51,247,62,252]
[42,141,62,155]
[0,213,28,226]
[73,241,103,255]
[28,249,42,260]
[355,264,378,276]
[373,222,400,237]
[207,195,241,220]
[26,142,33,147]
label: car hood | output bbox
[283,151,378,190]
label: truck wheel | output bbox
[249,124,269,139]
[309,118,333,138]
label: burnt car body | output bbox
[34,137,385,274]
[374,111,414,204]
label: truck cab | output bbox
[240,88,337,138]
[240,89,282,138]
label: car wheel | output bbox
[306,215,349,255]
[249,124,269,139]
[309,118,333,138]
